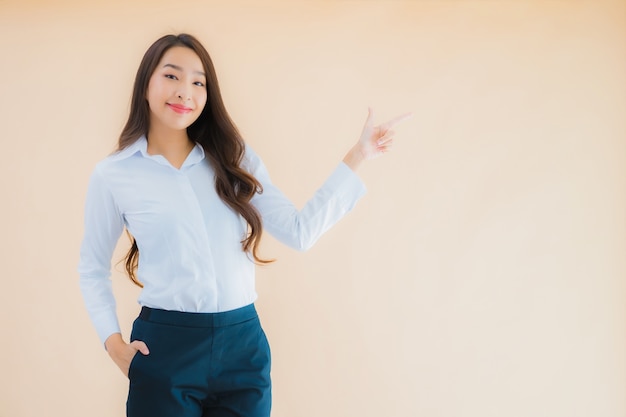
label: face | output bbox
[146,46,208,132]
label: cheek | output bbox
[146,84,160,109]
[197,93,208,111]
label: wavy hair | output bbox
[118,33,270,287]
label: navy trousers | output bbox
[127,304,272,417]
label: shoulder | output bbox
[241,143,264,173]
[93,137,146,174]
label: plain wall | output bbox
[0,1,624,416]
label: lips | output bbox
[167,103,193,114]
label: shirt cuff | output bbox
[94,315,122,349]
[325,162,368,209]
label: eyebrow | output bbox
[163,63,206,77]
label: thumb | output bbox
[365,107,375,128]
[130,340,150,355]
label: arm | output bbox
[78,165,148,375]
[247,151,366,251]
[247,108,411,251]
[78,165,125,345]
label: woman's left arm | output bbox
[246,108,411,251]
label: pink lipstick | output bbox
[168,103,193,114]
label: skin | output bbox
[105,45,412,377]
[145,46,208,168]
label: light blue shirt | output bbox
[78,136,367,345]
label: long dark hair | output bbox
[118,33,270,287]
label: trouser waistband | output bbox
[138,304,258,328]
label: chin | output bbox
[167,119,195,131]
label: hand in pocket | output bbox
[105,333,150,377]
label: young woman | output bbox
[78,33,410,417]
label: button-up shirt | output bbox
[78,136,366,345]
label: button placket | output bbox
[177,170,219,310]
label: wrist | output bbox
[343,145,365,172]
[104,333,125,353]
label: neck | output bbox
[147,122,191,150]
[146,125,194,169]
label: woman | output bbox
[78,33,410,417]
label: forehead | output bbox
[157,46,204,73]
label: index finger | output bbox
[380,112,413,130]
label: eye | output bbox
[164,74,178,80]
[194,81,205,87]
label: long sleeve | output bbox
[245,146,367,251]
[78,164,125,346]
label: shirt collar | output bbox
[110,135,206,168]
[183,140,205,167]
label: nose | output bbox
[177,85,192,102]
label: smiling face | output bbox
[146,46,208,134]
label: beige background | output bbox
[1,0,624,416]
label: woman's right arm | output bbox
[78,165,148,375]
